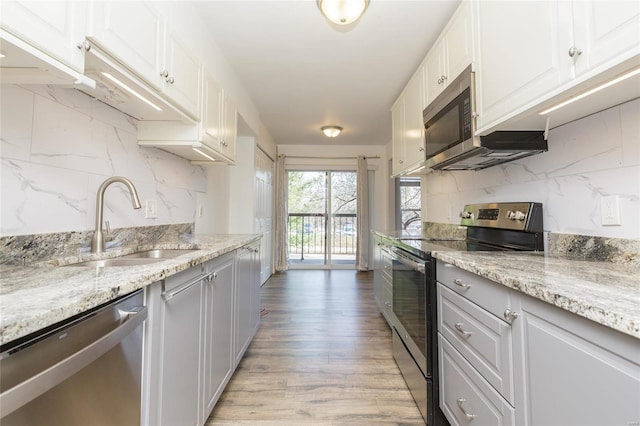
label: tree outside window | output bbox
[395,177,421,232]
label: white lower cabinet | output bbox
[234,242,261,367]
[513,294,640,426]
[439,336,515,426]
[202,252,235,421]
[437,259,640,426]
[143,243,261,426]
[144,265,204,426]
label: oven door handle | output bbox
[388,247,425,274]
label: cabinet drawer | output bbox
[439,335,515,426]
[382,283,393,324]
[164,263,203,292]
[438,283,514,404]
[437,260,512,319]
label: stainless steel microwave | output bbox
[422,66,547,171]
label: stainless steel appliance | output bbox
[422,66,548,171]
[0,290,147,426]
[390,202,544,425]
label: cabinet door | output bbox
[402,70,426,172]
[475,0,573,130]
[391,98,405,175]
[1,0,86,71]
[158,279,203,426]
[424,41,447,105]
[445,1,474,85]
[202,254,235,419]
[88,1,164,89]
[163,27,202,120]
[572,0,640,76]
[221,93,237,162]
[235,246,257,366]
[513,295,640,426]
[203,73,223,148]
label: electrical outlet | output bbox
[198,206,204,218]
[601,195,621,226]
[145,199,158,219]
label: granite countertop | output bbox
[433,251,640,339]
[0,234,260,346]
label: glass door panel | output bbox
[329,171,356,267]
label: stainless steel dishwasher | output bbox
[0,289,147,426]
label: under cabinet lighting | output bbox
[0,53,5,58]
[100,72,163,112]
[539,67,640,115]
[407,164,426,174]
[193,148,217,162]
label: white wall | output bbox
[423,99,640,239]
[0,84,206,236]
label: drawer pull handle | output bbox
[453,278,470,289]
[454,322,473,338]
[384,302,391,307]
[456,398,476,420]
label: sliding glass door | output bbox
[287,170,357,268]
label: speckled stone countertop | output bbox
[0,234,260,346]
[433,251,640,339]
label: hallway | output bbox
[206,270,424,425]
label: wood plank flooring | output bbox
[206,270,424,425]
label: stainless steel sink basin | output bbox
[121,249,199,259]
[65,258,165,267]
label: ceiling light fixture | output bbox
[538,66,640,115]
[321,125,343,138]
[317,0,370,26]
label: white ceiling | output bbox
[194,0,461,146]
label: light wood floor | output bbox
[206,270,424,425]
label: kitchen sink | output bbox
[65,258,165,267]
[64,249,199,267]
[121,249,199,259]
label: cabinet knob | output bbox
[76,40,91,52]
[166,76,175,84]
[160,69,169,78]
[568,46,583,58]
[504,309,519,323]
[399,159,404,164]
[384,301,391,307]
[418,146,425,152]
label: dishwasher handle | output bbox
[0,304,147,417]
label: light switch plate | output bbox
[145,199,158,219]
[601,195,621,226]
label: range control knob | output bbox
[507,210,527,221]
[460,211,474,220]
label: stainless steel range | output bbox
[387,202,544,425]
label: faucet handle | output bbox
[104,221,113,242]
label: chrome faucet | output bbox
[91,176,142,254]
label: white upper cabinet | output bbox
[163,28,202,118]
[475,0,640,133]
[87,1,201,120]
[87,1,164,88]
[0,0,86,72]
[221,93,237,162]
[424,1,474,105]
[391,69,423,177]
[474,1,573,131]
[571,1,640,76]
[402,70,425,173]
[391,97,406,176]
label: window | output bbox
[395,177,421,232]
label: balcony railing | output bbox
[288,213,357,260]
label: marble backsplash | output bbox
[0,223,193,266]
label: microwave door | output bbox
[425,103,462,158]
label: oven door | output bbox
[390,246,429,377]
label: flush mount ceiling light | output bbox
[317,0,370,25]
[321,125,343,138]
